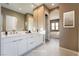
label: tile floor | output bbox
[25,39,77,56]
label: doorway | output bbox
[45,14,49,42]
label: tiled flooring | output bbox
[25,39,77,56]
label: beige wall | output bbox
[33,5,50,40]
[0,4,2,29]
[78,4,79,52]
[1,7,25,31]
[33,9,38,31]
[37,6,45,31]
[0,4,1,55]
[0,4,1,14]
[49,9,60,39]
[59,4,78,51]
[33,6,45,32]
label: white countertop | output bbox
[1,32,43,38]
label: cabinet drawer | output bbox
[1,37,16,44]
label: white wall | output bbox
[49,9,60,39]
[49,9,60,20]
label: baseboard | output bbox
[60,47,78,55]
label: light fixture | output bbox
[19,8,22,10]
[32,4,34,7]
[52,3,55,6]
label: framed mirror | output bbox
[63,10,75,28]
[6,15,17,31]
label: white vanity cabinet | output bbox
[1,33,44,56]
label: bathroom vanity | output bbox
[1,32,44,56]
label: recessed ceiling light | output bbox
[32,4,34,7]
[19,8,22,10]
[52,3,55,6]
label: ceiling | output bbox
[45,3,59,9]
[1,3,59,14]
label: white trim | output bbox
[60,47,78,55]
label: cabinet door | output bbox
[2,42,17,56]
[28,36,38,50]
[17,39,27,55]
[35,34,43,45]
[38,34,43,43]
